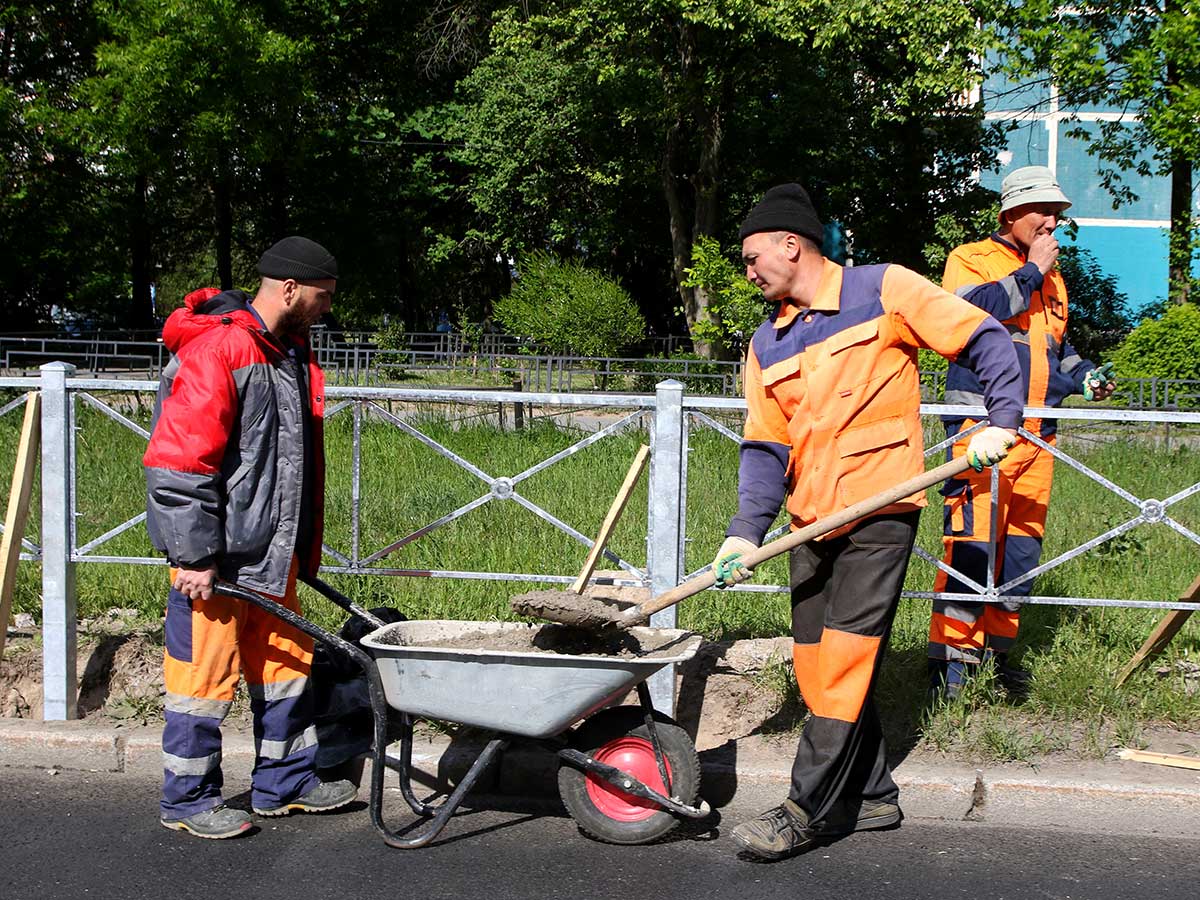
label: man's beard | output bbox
[278,305,315,339]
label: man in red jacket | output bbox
[144,236,355,839]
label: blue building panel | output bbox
[1067,225,1169,310]
[1057,122,1170,220]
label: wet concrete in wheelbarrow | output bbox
[508,589,633,630]
[369,620,691,660]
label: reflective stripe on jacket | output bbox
[144,288,326,596]
[728,260,1023,544]
[942,235,1093,437]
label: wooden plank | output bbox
[571,444,650,594]
[1117,748,1200,771]
[1113,572,1200,687]
[0,392,41,660]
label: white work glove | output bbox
[711,536,758,588]
[965,427,1016,472]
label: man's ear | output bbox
[784,234,803,261]
[280,279,299,305]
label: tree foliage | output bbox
[997,2,1200,303]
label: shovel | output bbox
[512,454,972,629]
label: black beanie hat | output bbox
[738,183,824,246]
[257,236,338,281]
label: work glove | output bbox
[1082,362,1116,401]
[711,536,757,588]
[965,426,1016,472]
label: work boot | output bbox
[927,659,970,703]
[730,798,815,861]
[815,797,903,837]
[252,779,357,817]
[160,804,253,839]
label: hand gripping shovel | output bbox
[511,454,972,629]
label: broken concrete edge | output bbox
[2,718,1199,837]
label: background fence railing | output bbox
[4,331,1199,408]
[7,364,1200,721]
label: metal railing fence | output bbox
[7,365,1200,721]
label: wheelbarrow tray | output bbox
[361,620,702,739]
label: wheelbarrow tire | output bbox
[558,706,700,845]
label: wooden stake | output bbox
[1117,748,1200,771]
[571,444,650,594]
[0,392,41,659]
[1114,573,1200,687]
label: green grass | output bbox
[2,389,1200,755]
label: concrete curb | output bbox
[3,718,1199,837]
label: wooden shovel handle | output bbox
[572,444,650,593]
[620,454,973,626]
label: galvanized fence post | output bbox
[40,362,77,720]
[646,379,686,714]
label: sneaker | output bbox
[730,799,815,861]
[160,804,253,839]
[815,798,903,837]
[252,779,357,817]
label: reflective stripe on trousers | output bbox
[929,423,1054,663]
[161,558,319,818]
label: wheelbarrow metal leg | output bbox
[373,737,510,849]
[635,681,673,796]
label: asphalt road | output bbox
[5,767,1200,900]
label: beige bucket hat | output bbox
[999,165,1071,216]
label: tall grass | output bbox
[2,390,1199,749]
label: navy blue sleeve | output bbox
[959,261,1044,320]
[1058,338,1095,391]
[726,439,789,545]
[956,319,1024,429]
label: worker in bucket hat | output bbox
[928,166,1117,700]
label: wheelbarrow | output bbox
[216,576,707,848]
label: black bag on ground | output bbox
[310,607,407,770]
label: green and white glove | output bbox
[1082,362,1116,401]
[965,426,1017,472]
[711,536,757,588]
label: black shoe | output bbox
[927,659,970,703]
[731,799,815,861]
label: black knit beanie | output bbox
[738,183,824,246]
[257,236,338,281]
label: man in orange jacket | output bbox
[712,183,1024,861]
[928,166,1116,700]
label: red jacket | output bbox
[143,288,326,595]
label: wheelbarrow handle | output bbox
[300,574,390,630]
[619,454,974,626]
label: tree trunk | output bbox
[660,23,727,359]
[1168,155,1192,305]
[1165,6,1192,306]
[214,153,233,290]
[130,172,153,325]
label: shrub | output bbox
[495,251,646,357]
[1110,302,1200,393]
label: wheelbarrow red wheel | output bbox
[558,706,701,845]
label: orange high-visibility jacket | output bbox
[942,235,1094,438]
[728,260,1023,544]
